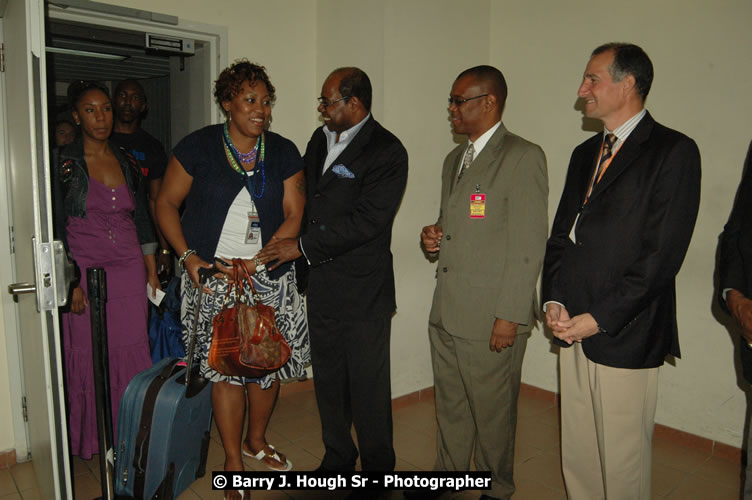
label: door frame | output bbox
[0,16,32,461]
[0,0,226,463]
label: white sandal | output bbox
[243,443,293,471]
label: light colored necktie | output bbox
[457,143,475,181]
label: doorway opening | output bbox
[2,0,226,465]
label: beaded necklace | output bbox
[223,122,259,163]
[222,121,266,199]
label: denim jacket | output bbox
[52,138,157,260]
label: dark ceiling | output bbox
[46,19,173,83]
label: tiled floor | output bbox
[1,381,743,499]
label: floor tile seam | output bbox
[653,468,690,498]
[6,471,25,496]
[513,448,546,467]
[529,415,560,429]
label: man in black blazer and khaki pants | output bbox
[542,43,701,499]
[259,67,408,474]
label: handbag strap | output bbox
[233,258,261,302]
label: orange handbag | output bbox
[208,259,291,378]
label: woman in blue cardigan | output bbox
[157,60,310,498]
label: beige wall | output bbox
[1,0,750,454]
[494,0,752,447]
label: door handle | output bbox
[6,239,74,309]
[8,282,36,296]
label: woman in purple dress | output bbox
[53,81,158,459]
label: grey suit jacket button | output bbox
[442,267,448,272]
[446,235,452,240]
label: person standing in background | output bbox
[54,80,157,459]
[719,140,752,499]
[110,79,171,273]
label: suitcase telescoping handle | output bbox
[184,266,215,390]
[88,267,117,500]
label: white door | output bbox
[4,0,71,498]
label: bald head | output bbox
[330,67,372,112]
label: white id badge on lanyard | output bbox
[246,206,261,244]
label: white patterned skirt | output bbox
[180,265,310,389]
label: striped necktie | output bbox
[457,143,475,181]
[593,133,616,185]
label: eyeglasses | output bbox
[317,95,350,108]
[448,94,488,107]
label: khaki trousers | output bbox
[559,342,658,500]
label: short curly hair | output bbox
[214,59,276,112]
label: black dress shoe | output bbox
[313,462,355,472]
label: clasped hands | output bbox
[545,303,600,344]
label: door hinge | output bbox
[0,44,4,73]
[8,225,14,254]
[22,396,28,422]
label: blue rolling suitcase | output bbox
[114,270,214,499]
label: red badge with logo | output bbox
[470,194,486,219]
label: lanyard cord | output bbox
[222,122,266,199]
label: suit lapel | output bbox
[445,145,464,196]
[451,123,508,194]
[578,135,604,205]
[310,132,327,184]
[318,116,376,189]
[587,112,655,203]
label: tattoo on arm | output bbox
[296,179,306,195]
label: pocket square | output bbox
[331,164,355,179]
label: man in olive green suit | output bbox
[420,66,548,500]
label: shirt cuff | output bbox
[542,301,565,312]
